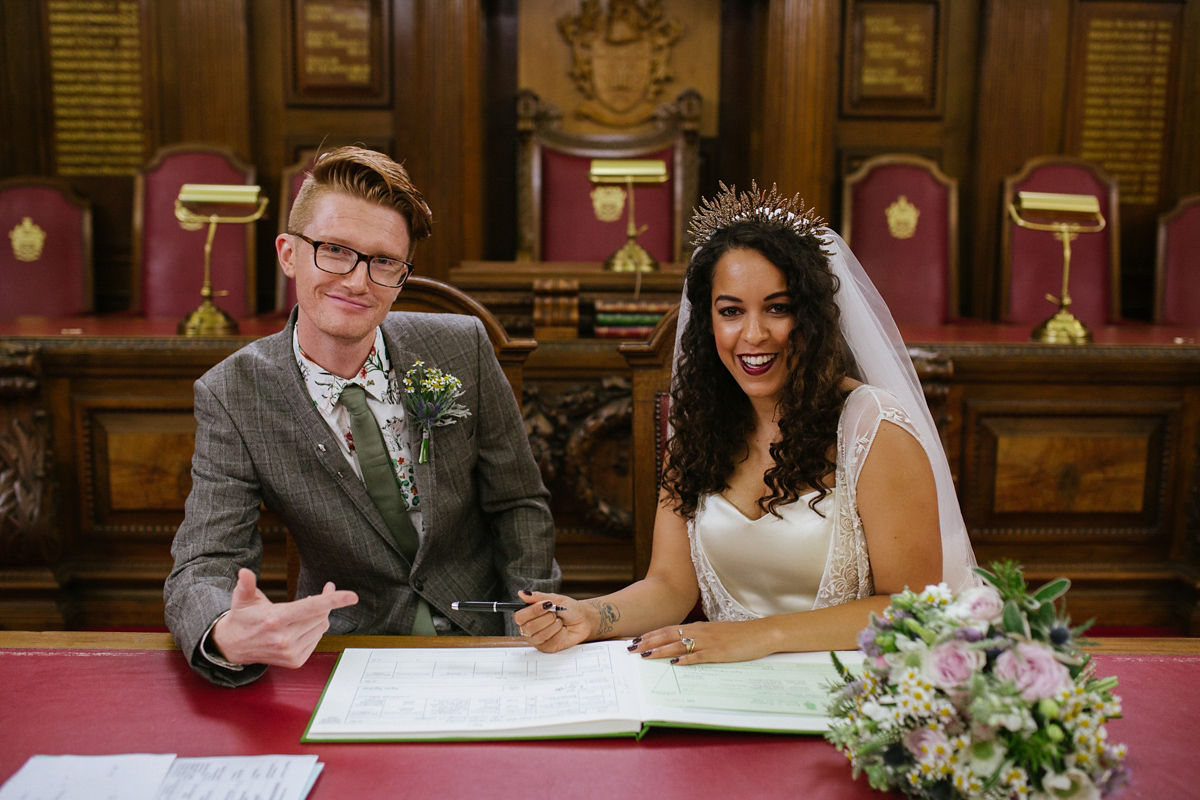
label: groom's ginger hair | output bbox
[288,146,433,254]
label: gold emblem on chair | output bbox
[559,0,683,127]
[885,195,919,239]
[9,217,47,262]
[591,185,627,222]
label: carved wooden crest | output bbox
[558,0,683,127]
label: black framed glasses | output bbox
[291,233,414,288]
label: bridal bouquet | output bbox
[403,360,470,463]
[826,561,1129,800]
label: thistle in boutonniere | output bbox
[825,560,1129,800]
[403,360,470,463]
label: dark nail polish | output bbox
[519,589,531,596]
[670,657,680,664]
[631,636,642,645]
[627,642,638,651]
[542,600,554,610]
[640,650,653,658]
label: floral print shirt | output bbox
[293,327,423,537]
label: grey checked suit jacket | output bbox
[164,309,559,686]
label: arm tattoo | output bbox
[586,599,621,636]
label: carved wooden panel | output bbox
[965,399,1173,539]
[74,397,196,535]
[0,343,56,565]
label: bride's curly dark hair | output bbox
[662,219,849,519]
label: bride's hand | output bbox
[513,591,593,653]
[626,619,776,665]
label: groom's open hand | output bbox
[211,568,358,668]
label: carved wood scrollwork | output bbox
[907,346,953,434]
[524,377,633,536]
[0,343,57,565]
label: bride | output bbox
[516,182,976,663]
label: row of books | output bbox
[593,299,673,339]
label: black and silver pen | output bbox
[450,601,566,613]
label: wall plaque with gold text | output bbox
[1067,3,1181,207]
[285,0,389,106]
[843,0,944,117]
[45,0,149,176]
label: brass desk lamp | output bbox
[1008,191,1106,344]
[588,159,668,273]
[174,184,268,336]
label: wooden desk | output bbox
[2,633,1197,800]
[2,319,1200,632]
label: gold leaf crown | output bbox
[689,181,825,248]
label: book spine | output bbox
[593,325,656,339]
[593,301,674,314]
[594,312,665,326]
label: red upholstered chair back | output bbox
[1000,156,1121,326]
[1155,194,1200,325]
[516,89,701,264]
[133,143,257,318]
[842,155,959,325]
[275,151,319,313]
[0,177,93,317]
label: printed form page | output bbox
[305,642,646,740]
[634,650,864,734]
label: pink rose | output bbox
[923,639,985,690]
[994,642,1072,701]
[950,586,1004,624]
[903,726,950,762]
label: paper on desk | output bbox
[0,754,322,800]
[0,754,174,800]
[154,755,322,800]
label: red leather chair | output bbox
[1155,194,1200,325]
[842,155,959,325]
[132,143,258,319]
[516,89,701,264]
[0,177,92,317]
[1000,156,1121,327]
[275,150,319,313]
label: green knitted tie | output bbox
[339,384,436,636]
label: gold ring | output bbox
[681,636,695,654]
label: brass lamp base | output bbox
[178,299,239,336]
[604,239,658,273]
[1031,308,1091,344]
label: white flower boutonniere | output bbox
[403,360,471,463]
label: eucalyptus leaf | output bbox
[1033,578,1070,604]
[1003,599,1025,634]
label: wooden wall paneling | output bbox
[393,0,487,283]
[758,0,839,216]
[714,0,764,194]
[153,0,252,158]
[968,0,1072,320]
[481,0,519,261]
[1172,0,1200,201]
[0,1,52,178]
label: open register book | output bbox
[303,641,860,742]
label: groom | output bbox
[164,147,559,686]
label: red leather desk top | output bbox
[1,645,1197,800]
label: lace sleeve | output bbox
[814,385,919,608]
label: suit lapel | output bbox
[272,311,412,567]
[381,316,437,548]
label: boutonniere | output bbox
[403,360,471,463]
